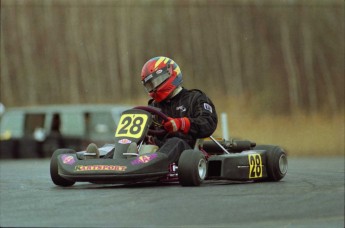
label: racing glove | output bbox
[164,117,191,134]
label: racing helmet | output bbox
[141,56,182,102]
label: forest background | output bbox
[1,0,344,156]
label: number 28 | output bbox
[249,154,263,178]
[115,114,148,139]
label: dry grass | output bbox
[213,98,344,157]
[130,96,344,156]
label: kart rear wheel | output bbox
[255,145,288,181]
[50,149,76,187]
[178,149,207,186]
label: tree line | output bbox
[1,0,343,115]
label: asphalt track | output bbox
[0,157,344,227]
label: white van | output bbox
[0,104,132,159]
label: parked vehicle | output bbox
[0,104,131,159]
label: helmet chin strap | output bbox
[167,86,182,99]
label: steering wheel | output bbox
[133,106,169,136]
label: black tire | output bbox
[50,149,76,187]
[255,145,288,181]
[178,149,207,186]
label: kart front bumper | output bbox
[57,152,170,183]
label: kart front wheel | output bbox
[50,149,76,187]
[178,150,207,186]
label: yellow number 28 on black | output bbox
[248,154,263,178]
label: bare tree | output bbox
[281,19,301,113]
[1,0,343,115]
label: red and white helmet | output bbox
[141,56,182,102]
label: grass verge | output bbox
[214,105,344,157]
[130,96,344,156]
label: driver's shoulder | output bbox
[184,88,209,100]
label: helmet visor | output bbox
[143,71,170,93]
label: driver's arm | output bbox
[187,92,218,139]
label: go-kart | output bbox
[50,106,288,187]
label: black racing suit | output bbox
[148,88,218,163]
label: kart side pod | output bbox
[207,151,268,181]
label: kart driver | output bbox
[141,56,218,163]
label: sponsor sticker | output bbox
[118,139,132,144]
[176,105,186,112]
[156,69,163,74]
[75,165,127,172]
[203,103,213,113]
[143,74,153,83]
[131,153,158,165]
[61,155,75,165]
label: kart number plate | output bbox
[115,114,148,139]
[248,154,263,178]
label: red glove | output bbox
[164,117,191,134]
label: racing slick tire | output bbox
[50,149,76,187]
[255,145,288,181]
[178,149,207,186]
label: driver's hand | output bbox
[164,117,190,134]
